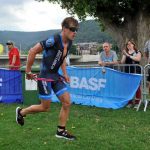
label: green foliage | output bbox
[37,0,150,26]
[112,43,119,53]
[70,44,77,54]
[97,44,103,53]
[74,20,113,43]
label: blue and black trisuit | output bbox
[38,33,72,100]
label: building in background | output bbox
[76,42,99,55]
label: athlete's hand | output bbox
[64,74,70,83]
[26,72,37,80]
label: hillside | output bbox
[0,20,113,52]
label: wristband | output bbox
[26,71,32,75]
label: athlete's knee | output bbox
[42,106,50,112]
[59,93,71,109]
[62,100,71,109]
[40,104,50,112]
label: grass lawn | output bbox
[0,103,150,150]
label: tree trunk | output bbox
[136,11,150,52]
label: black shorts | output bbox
[38,80,68,100]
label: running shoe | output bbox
[16,107,24,126]
[55,130,76,140]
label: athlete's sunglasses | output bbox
[69,27,78,32]
[66,26,78,32]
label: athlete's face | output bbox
[64,24,78,40]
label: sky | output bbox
[0,0,83,32]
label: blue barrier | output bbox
[52,66,142,109]
[0,69,23,103]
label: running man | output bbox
[16,17,79,140]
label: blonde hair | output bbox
[61,17,79,28]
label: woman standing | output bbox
[121,40,142,108]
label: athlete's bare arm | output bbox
[26,43,43,73]
[61,59,70,83]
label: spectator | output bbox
[121,39,142,108]
[144,39,150,94]
[98,42,118,67]
[6,41,21,70]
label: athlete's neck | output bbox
[61,32,68,44]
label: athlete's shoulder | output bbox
[40,35,55,49]
[45,35,55,47]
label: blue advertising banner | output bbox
[0,69,23,103]
[52,66,142,109]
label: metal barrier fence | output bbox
[1,64,149,111]
[137,64,150,111]
[73,64,143,74]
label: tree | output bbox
[37,0,150,51]
[69,44,77,54]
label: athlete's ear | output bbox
[62,26,69,32]
[62,26,65,31]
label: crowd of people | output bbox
[4,16,150,140]
[98,39,149,109]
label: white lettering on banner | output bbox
[0,78,2,87]
[71,94,103,103]
[70,76,106,91]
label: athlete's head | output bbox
[61,17,79,40]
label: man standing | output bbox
[144,39,150,93]
[144,40,150,62]
[16,17,79,140]
[98,42,118,67]
[6,41,21,70]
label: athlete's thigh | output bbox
[40,99,51,109]
[38,80,52,100]
[52,80,68,97]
